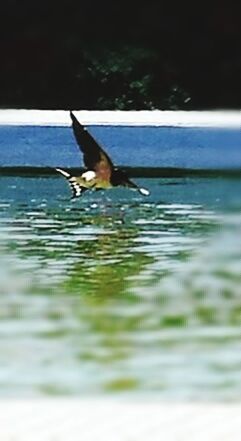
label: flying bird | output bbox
[56,112,150,199]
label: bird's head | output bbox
[111,168,130,186]
[111,168,150,196]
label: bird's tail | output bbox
[56,168,71,179]
[56,168,85,199]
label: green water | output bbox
[0,176,241,399]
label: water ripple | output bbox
[0,176,241,398]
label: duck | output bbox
[56,112,150,199]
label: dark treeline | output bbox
[0,1,240,110]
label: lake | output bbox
[0,174,240,399]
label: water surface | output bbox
[0,175,241,399]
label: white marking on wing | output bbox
[82,171,96,182]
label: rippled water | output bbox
[0,175,241,399]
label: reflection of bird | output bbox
[56,112,150,199]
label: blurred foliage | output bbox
[0,0,240,109]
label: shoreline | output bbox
[0,109,240,127]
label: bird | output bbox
[56,112,150,199]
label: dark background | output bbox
[0,1,240,109]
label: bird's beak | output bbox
[125,179,150,196]
[138,187,150,196]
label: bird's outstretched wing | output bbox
[70,112,114,182]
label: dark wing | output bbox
[70,112,114,182]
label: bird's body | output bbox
[56,112,150,198]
